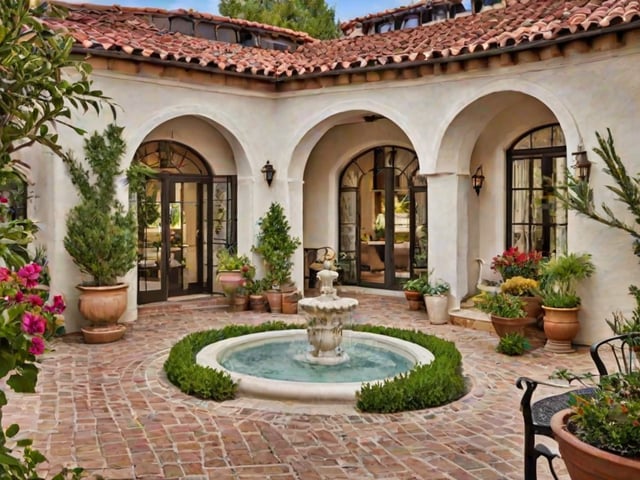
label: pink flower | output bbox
[17,263,42,288]
[29,336,45,356]
[28,294,44,307]
[21,312,46,335]
[44,295,66,314]
[0,267,11,282]
[0,196,8,204]
[14,290,24,303]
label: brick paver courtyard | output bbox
[4,292,597,479]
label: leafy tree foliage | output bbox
[0,0,115,172]
[219,0,341,39]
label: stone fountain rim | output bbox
[195,329,434,403]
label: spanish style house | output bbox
[20,0,640,342]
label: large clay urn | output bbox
[490,314,536,338]
[551,409,640,479]
[77,283,128,344]
[542,306,580,353]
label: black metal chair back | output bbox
[590,332,640,376]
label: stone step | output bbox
[449,307,494,333]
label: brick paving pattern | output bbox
[4,292,597,479]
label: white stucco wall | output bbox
[27,40,640,343]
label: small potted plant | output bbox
[402,276,427,310]
[216,248,253,299]
[539,252,596,353]
[500,276,542,323]
[421,270,451,325]
[63,124,139,344]
[491,247,543,281]
[474,291,532,338]
[551,371,640,479]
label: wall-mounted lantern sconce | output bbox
[471,165,485,196]
[572,144,591,183]
[261,161,275,187]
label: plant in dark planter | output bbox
[474,291,532,338]
[63,124,139,344]
[252,202,301,313]
[551,372,640,479]
[539,252,595,353]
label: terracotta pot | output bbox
[233,294,249,312]
[77,283,128,344]
[424,294,449,325]
[521,295,543,321]
[542,305,580,353]
[490,314,536,338]
[404,290,424,310]
[217,270,244,297]
[249,294,267,312]
[265,290,282,313]
[551,409,640,479]
[281,294,299,314]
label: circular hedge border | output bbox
[164,321,466,413]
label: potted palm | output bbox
[63,124,138,344]
[421,270,451,325]
[252,202,301,313]
[539,252,596,353]
[474,291,532,338]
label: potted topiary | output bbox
[63,124,138,344]
[474,291,532,338]
[421,270,451,325]
[539,252,596,353]
[252,202,301,313]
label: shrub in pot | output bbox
[500,276,542,324]
[539,252,595,353]
[491,247,542,281]
[551,371,640,479]
[252,202,301,313]
[63,124,139,344]
[474,291,532,338]
[216,248,253,298]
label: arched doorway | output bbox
[506,124,567,256]
[134,141,236,304]
[339,146,427,289]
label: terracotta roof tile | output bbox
[47,1,640,80]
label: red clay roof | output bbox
[48,0,640,80]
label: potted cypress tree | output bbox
[63,124,139,343]
[252,202,301,313]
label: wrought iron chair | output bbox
[516,332,640,480]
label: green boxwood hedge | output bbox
[163,322,466,412]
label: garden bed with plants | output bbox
[164,322,466,413]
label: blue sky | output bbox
[63,1,409,22]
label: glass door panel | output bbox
[137,179,164,303]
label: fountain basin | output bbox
[196,329,434,402]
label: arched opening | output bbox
[134,140,237,304]
[339,146,427,289]
[506,124,567,256]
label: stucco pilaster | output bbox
[427,173,469,310]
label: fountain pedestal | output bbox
[298,263,358,365]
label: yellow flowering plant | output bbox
[500,276,539,297]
